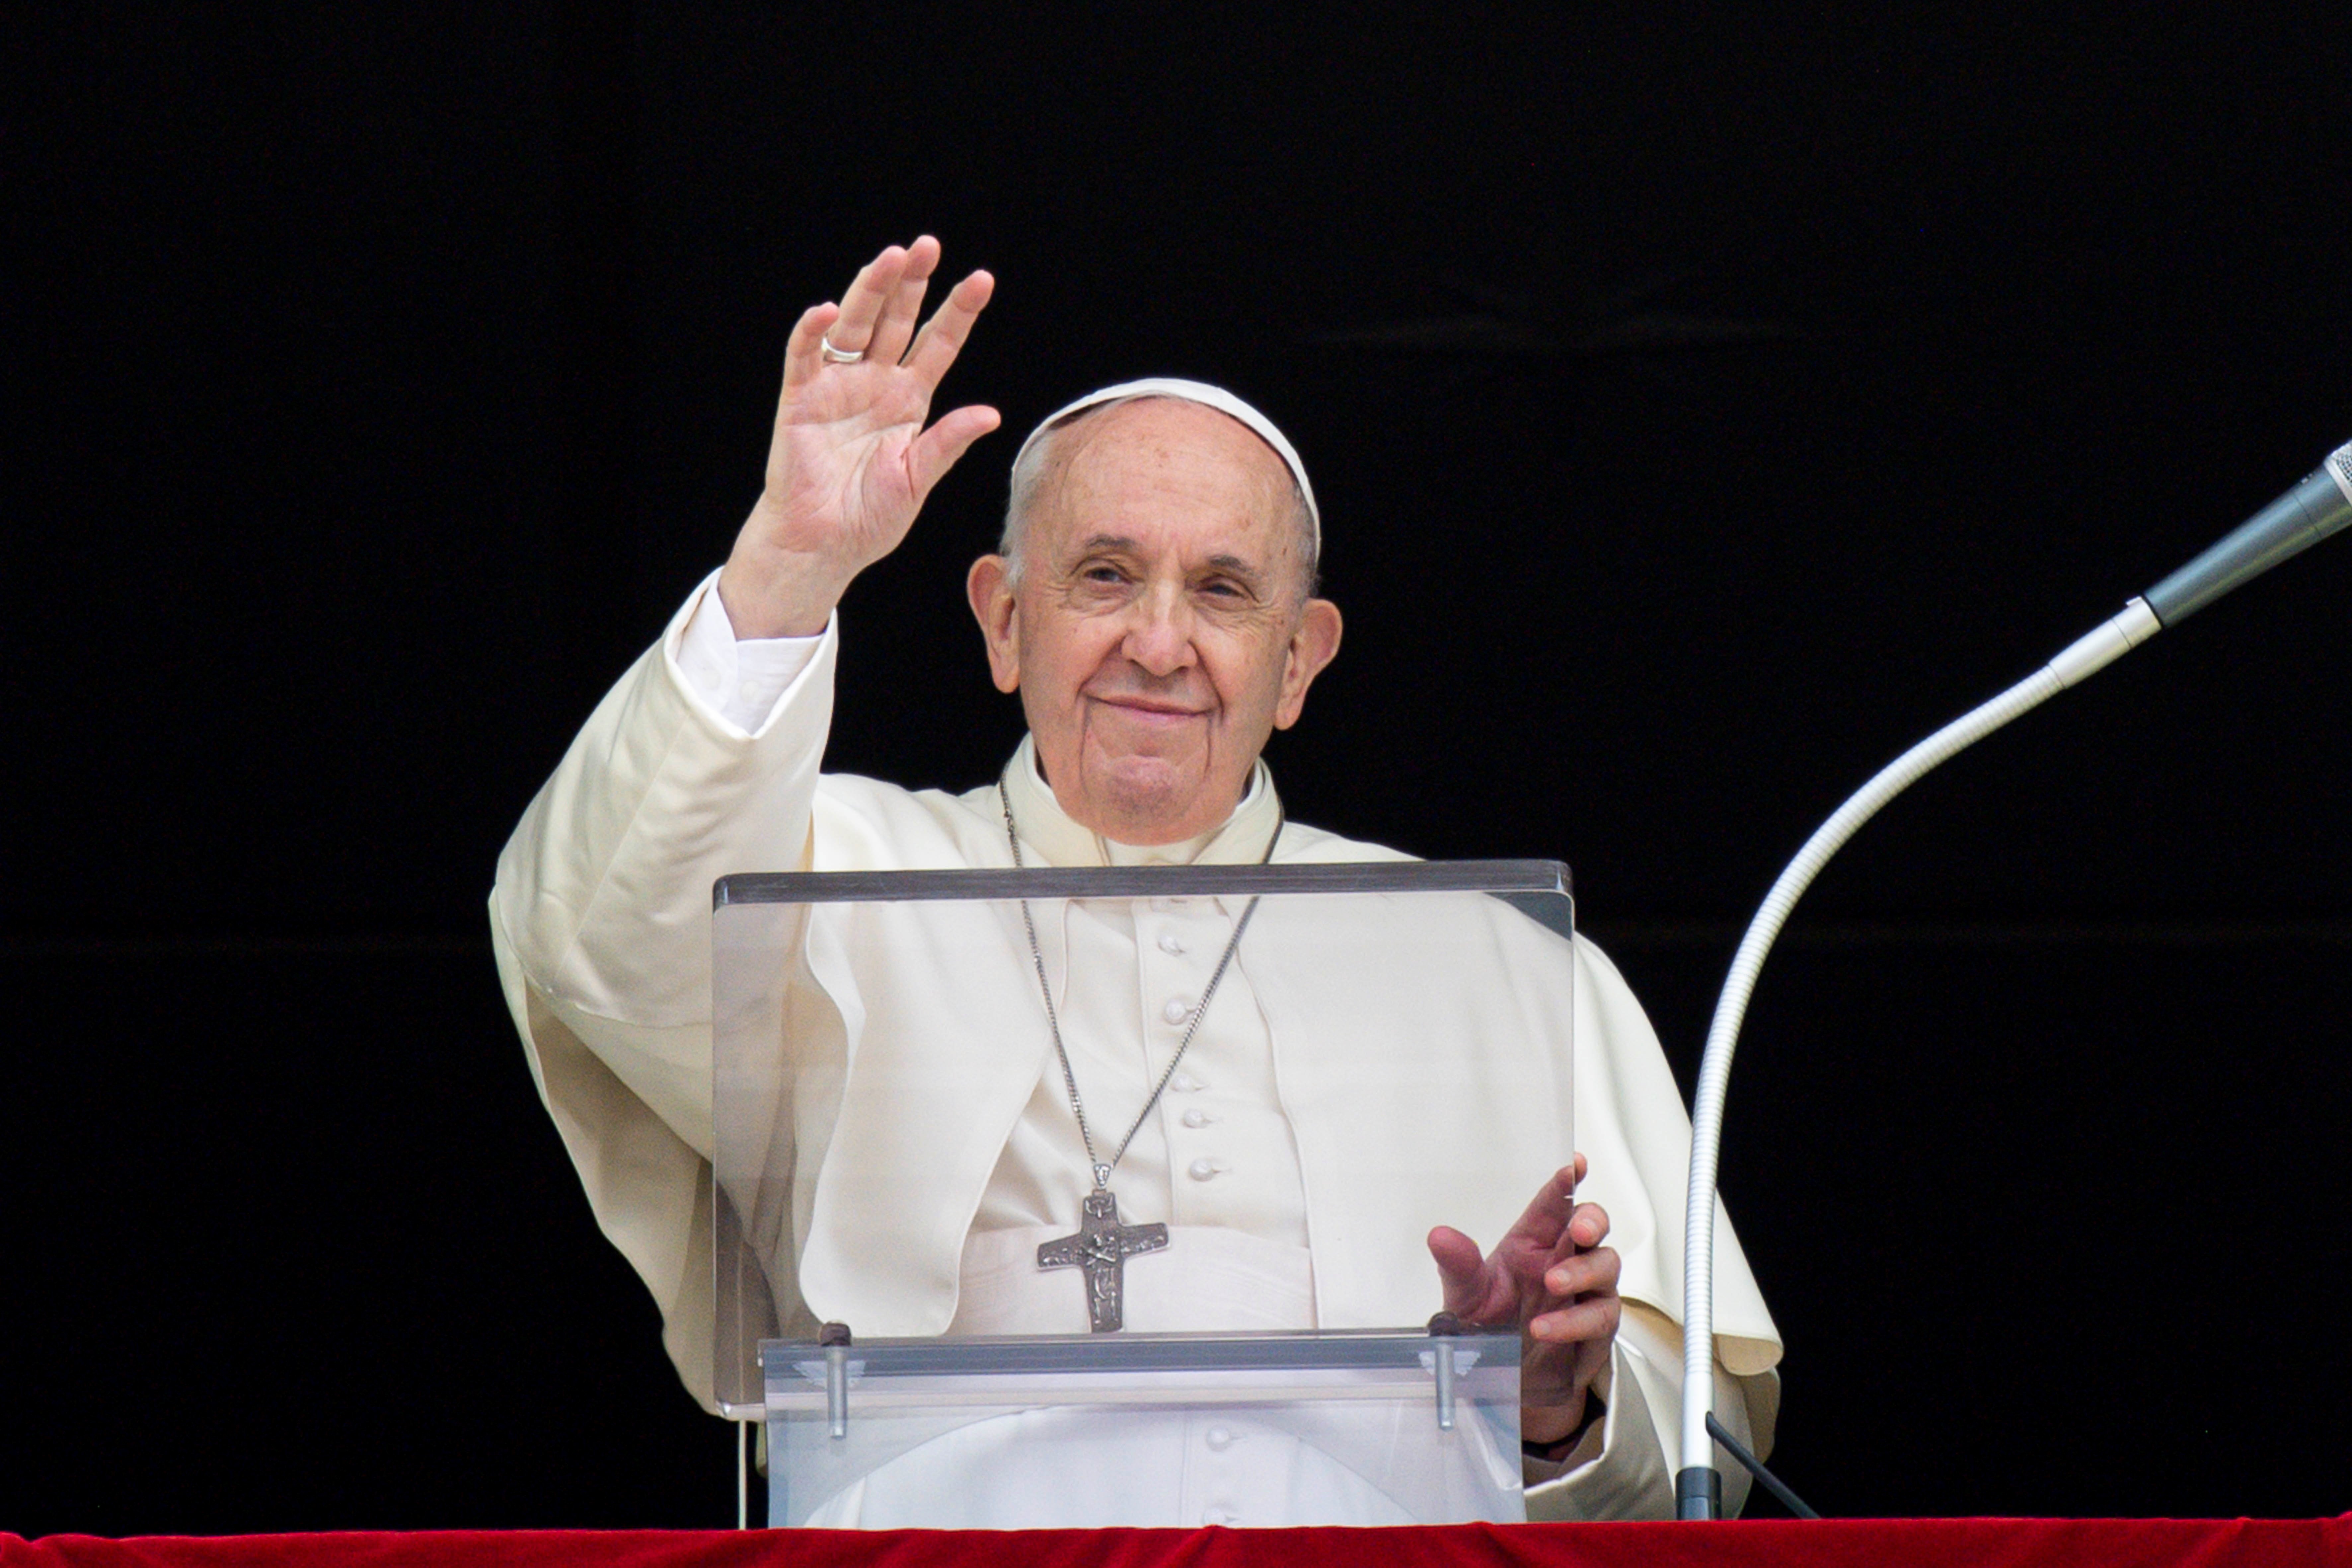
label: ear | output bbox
[1272,597,1343,730]
[966,555,1023,694]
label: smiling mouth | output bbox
[1091,695,1207,720]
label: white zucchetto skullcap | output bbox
[1012,377,1320,550]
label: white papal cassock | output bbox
[491,573,1783,1522]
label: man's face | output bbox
[967,400,1342,846]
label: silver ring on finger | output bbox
[819,333,866,365]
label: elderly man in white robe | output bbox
[492,236,1781,1523]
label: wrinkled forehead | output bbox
[1016,377,1320,548]
[1055,399,1294,508]
[1026,402,1296,573]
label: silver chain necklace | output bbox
[1000,769,1281,1330]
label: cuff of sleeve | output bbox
[1522,1404,1609,1485]
[1523,1329,1674,1520]
[673,570,827,737]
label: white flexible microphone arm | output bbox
[1673,598,2158,1517]
[1673,437,2352,1520]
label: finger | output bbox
[1530,1292,1621,1346]
[1559,1328,1614,1413]
[826,245,910,356]
[1496,1164,1582,1254]
[1531,1162,1601,1267]
[867,235,940,366]
[782,301,843,390]
[1534,1201,1609,1276]
[905,404,1003,502]
[1425,1226,1502,1318]
[903,269,996,390]
[1544,1243,1621,1301]
[1570,1327,1614,1399]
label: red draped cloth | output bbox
[7,1521,2350,1568]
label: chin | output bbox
[1090,755,1214,840]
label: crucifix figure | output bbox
[1036,1188,1169,1332]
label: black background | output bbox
[10,2,2351,1534]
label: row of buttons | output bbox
[1156,931,1190,1032]
[1199,1425,1240,1526]
[1151,917,1265,1210]
[1168,1062,1222,1181]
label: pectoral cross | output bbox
[1037,1188,1169,1332]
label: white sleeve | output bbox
[489,568,839,1406]
[677,573,825,736]
[1522,1305,1778,1520]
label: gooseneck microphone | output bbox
[1676,437,2352,1520]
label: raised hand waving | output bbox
[719,236,998,637]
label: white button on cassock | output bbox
[1201,1508,1234,1527]
[1204,1425,1235,1451]
[1158,933,1184,955]
[1181,1108,1213,1128]
[1170,1071,1203,1092]
[1187,1158,1219,1181]
[1162,998,1190,1024]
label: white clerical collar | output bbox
[1001,734,1282,867]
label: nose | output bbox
[1121,584,1197,678]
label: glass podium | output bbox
[711,860,1578,1527]
[760,1325,1524,1528]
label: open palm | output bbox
[721,236,998,637]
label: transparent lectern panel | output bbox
[710,861,1575,1478]
[763,1329,1524,1528]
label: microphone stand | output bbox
[1675,440,2352,1519]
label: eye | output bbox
[1081,562,1126,584]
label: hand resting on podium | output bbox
[1428,1154,1621,1454]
